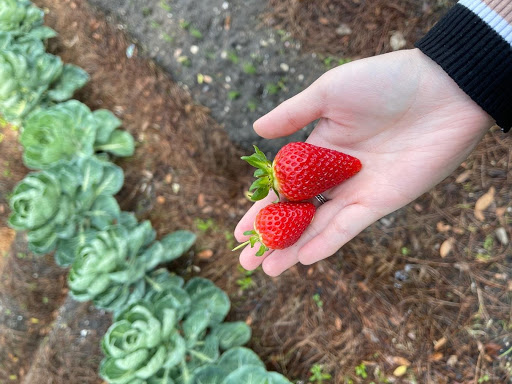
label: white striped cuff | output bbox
[458,0,512,44]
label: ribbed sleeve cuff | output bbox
[415,3,512,132]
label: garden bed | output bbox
[1,0,511,383]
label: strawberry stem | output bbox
[241,145,278,202]
[231,228,269,256]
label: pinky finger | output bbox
[298,203,381,265]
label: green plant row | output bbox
[0,1,291,383]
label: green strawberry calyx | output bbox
[231,229,269,256]
[241,145,279,202]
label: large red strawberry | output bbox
[242,142,362,201]
[233,202,316,256]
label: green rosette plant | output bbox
[20,100,135,169]
[8,156,124,257]
[0,47,88,124]
[191,347,292,384]
[100,272,256,384]
[68,214,196,311]
[2,1,295,382]
[0,0,56,40]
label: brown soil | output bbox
[1,0,511,383]
[0,234,68,383]
[264,0,457,58]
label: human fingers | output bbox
[253,78,327,139]
[259,195,352,276]
[298,202,381,265]
[239,243,273,270]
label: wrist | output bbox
[412,47,495,132]
[415,2,512,132]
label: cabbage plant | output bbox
[68,213,196,311]
[0,0,56,40]
[20,100,134,169]
[8,156,123,256]
[0,46,88,124]
[98,271,280,384]
[3,1,295,382]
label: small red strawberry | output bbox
[233,202,316,256]
[242,142,362,202]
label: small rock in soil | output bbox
[495,227,509,245]
[336,23,352,36]
[390,31,406,51]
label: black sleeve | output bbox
[415,1,512,132]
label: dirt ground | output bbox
[1,0,511,383]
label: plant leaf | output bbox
[159,230,196,262]
[216,347,264,373]
[93,109,122,144]
[95,130,135,157]
[211,322,251,350]
[191,365,228,384]
[89,194,121,229]
[47,64,89,102]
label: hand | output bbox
[234,48,494,276]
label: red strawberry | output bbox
[242,142,362,202]
[233,202,316,256]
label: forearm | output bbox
[416,0,512,132]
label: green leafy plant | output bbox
[20,100,134,169]
[355,363,368,379]
[68,213,196,311]
[227,50,239,65]
[0,0,56,40]
[309,364,332,383]
[0,36,88,124]
[8,156,123,257]
[159,0,171,12]
[236,266,256,291]
[99,271,287,384]
[1,2,295,383]
[189,27,203,39]
[312,293,324,308]
[242,62,257,75]
[227,91,240,101]
[266,78,287,95]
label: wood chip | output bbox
[156,196,166,204]
[429,352,443,361]
[335,317,342,331]
[452,227,465,235]
[475,188,494,209]
[474,187,495,221]
[197,249,213,260]
[440,238,455,258]
[0,227,16,257]
[393,365,408,377]
[197,193,205,208]
[447,355,458,366]
[434,336,447,350]
[224,14,231,30]
[455,169,472,183]
[413,203,423,212]
[392,356,411,366]
[319,17,329,25]
[436,221,452,232]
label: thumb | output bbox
[254,77,326,138]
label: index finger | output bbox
[253,78,326,138]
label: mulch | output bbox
[1,0,510,382]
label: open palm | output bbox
[235,48,493,276]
